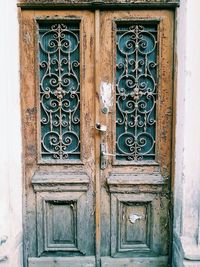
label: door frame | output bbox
[17,0,180,9]
[18,2,179,267]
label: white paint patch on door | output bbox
[100,81,113,113]
[129,214,143,224]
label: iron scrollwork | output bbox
[38,21,80,161]
[116,23,158,161]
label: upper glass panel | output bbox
[38,21,81,162]
[115,23,158,161]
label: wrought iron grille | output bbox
[116,23,158,161]
[38,21,80,161]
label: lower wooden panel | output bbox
[36,191,92,256]
[101,256,168,267]
[28,257,96,267]
[111,193,169,257]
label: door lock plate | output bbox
[96,123,107,133]
[100,143,107,170]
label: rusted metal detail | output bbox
[37,21,81,162]
[115,23,158,162]
[17,0,180,10]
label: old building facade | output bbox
[0,0,200,267]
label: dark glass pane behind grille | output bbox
[38,22,80,161]
[116,23,158,161]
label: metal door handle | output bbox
[102,152,115,157]
[100,143,116,169]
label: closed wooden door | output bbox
[20,9,174,267]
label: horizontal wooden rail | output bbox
[17,0,180,9]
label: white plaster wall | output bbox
[174,0,187,235]
[0,1,22,267]
[182,0,200,241]
[174,0,200,263]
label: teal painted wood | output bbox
[36,190,94,257]
[101,256,168,267]
[116,23,158,161]
[28,256,96,267]
[38,21,81,161]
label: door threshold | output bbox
[101,256,168,267]
[28,256,96,267]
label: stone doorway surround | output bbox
[173,0,200,266]
[1,0,200,266]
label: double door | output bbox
[20,9,174,267]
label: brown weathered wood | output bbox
[32,171,90,191]
[107,173,164,185]
[107,173,165,193]
[99,10,174,264]
[21,10,96,267]
[20,8,175,267]
[17,0,180,9]
[94,9,101,267]
[36,191,88,256]
[110,193,169,257]
[20,10,38,263]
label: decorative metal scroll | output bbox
[38,22,80,161]
[116,24,158,161]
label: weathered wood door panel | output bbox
[21,10,96,267]
[20,8,174,267]
[99,10,174,267]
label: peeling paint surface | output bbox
[129,214,143,224]
[100,81,113,113]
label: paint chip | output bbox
[129,214,143,224]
